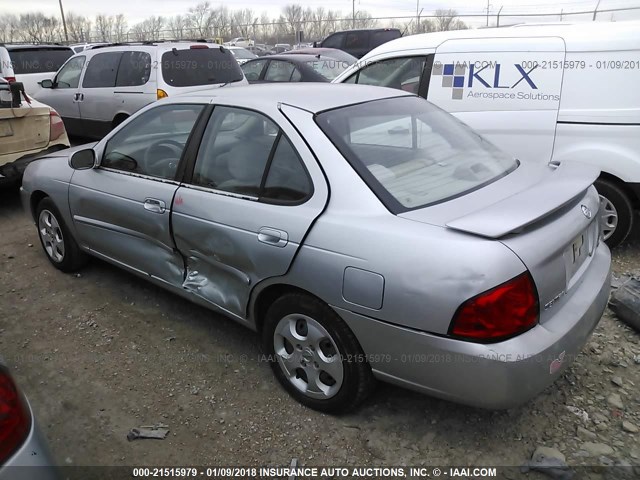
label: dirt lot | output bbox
[1,186,639,478]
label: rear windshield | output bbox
[315,96,517,212]
[161,48,244,87]
[8,48,73,74]
[304,58,350,80]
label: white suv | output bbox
[34,42,247,139]
[0,45,74,94]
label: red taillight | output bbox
[49,110,66,141]
[190,44,209,49]
[449,272,539,342]
[0,367,32,464]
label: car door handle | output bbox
[144,198,166,214]
[73,92,84,101]
[257,227,288,248]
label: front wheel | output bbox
[594,179,634,248]
[262,293,375,413]
[36,198,88,272]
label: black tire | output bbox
[594,179,634,249]
[112,114,129,129]
[35,197,88,272]
[262,293,375,413]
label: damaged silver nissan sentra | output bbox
[21,84,611,413]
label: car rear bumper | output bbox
[0,402,59,480]
[334,242,611,409]
[0,140,69,186]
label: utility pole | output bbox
[560,8,563,21]
[593,0,602,20]
[58,0,69,43]
[485,0,492,27]
[496,6,503,27]
[352,0,355,29]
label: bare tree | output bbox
[433,9,467,32]
[113,14,128,42]
[0,14,19,43]
[282,4,304,35]
[232,8,254,38]
[95,14,114,42]
[167,15,187,40]
[187,2,214,37]
[65,13,91,42]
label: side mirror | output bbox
[69,149,96,170]
[40,79,54,89]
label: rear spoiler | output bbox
[446,162,600,238]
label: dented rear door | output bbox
[171,105,328,319]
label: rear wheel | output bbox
[262,293,375,413]
[595,179,633,248]
[36,198,88,272]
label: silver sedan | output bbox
[21,84,611,413]
[0,359,58,479]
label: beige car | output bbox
[0,80,69,188]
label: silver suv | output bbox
[34,42,247,138]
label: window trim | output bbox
[346,54,431,95]
[115,50,152,88]
[184,104,315,206]
[100,102,210,183]
[82,51,124,89]
[54,55,86,89]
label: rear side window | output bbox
[264,61,297,82]
[345,32,368,50]
[8,48,73,74]
[161,48,243,87]
[83,52,123,88]
[116,51,152,87]
[192,106,311,202]
[321,33,345,49]
[371,30,401,48]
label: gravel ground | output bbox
[1,186,639,478]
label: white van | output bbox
[333,21,640,247]
[0,45,74,94]
[34,42,247,139]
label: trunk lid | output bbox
[400,160,602,323]
[0,104,50,161]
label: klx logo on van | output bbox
[428,53,563,112]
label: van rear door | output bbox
[427,37,565,164]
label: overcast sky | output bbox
[7,0,640,26]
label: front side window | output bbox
[304,58,349,81]
[316,96,517,211]
[83,52,123,88]
[116,51,152,87]
[348,56,426,94]
[55,56,85,89]
[193,106,311,202]
[102,104,203,180]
